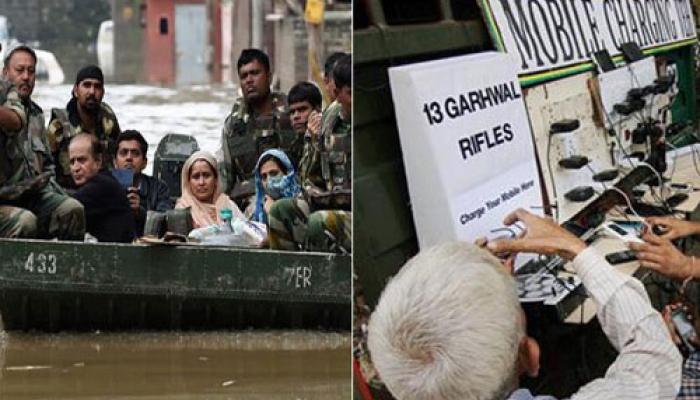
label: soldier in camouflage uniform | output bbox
[268,55,352,253]
[0,46,84,239]
[220,49,296,213]
[47,65,121,189]
[288,81,322,143]
[322,52,347,106]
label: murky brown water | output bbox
[0,331,350,399]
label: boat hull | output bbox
[0,239,351,331]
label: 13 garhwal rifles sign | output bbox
[389,52,543,249]
[479,0,697,82]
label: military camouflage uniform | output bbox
[0,83,85,239]
[268,102,351,253]
[0,81,27,185]
[219,92,300,210]
[46,98,121,188]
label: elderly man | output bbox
[113,129,172,236]
[48,65,121,188]
[69,134,134,243]
[368,209,681,400]
[0,45,84,239]
[220,48,294,209]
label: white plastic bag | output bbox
[190,219,267,248]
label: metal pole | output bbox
[252,0,264,49]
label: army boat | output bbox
[0,134,350,332]
[0,239,350,331]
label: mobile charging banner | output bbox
[389,52,543,249]
[482,0,697,76]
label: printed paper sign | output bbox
[481,0,697,77]
[389,52,543,249]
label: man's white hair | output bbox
[367,242,524,400]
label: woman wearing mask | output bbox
[176,151,244,229]
[252,149,301,226]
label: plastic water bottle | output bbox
[187,224,220,241]
[219,208,233,233]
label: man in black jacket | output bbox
[113,130,172,236]
[68,133,134,242]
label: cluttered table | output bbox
[528,145,700,325]
[521,147,700,395]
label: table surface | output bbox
[562,146,700,324]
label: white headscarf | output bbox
[175,151,243,228]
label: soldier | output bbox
[220,48,294,211]
[288,81,322,148]
[322,52,347,106]
[0,45,85,239]
[268,54,352,253]
[47,65,121,189]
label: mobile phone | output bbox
[605,250,637,265]
[610,220,644,235]
[672,308,697,353]
[592,50,616,73]
[670,183,690,191]
[600,221,643,243]
[111,168,135,191]
[485,230,514,261]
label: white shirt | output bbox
[511,247,682,399]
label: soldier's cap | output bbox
[75,65,104,85]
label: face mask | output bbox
[264,175,286,200]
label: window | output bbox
[159,17,168,35]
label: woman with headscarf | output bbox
[252,149,301,225]
[175,150,244,229]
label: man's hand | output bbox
[127,187,140,214]
[628,231,694,280]
[662,304,684,347]
[307,111,321,140]
[475,237,515,274]
[662,303,700,350]
[486,208,586,261]
[263,195,274,214]
[646,216,700,240]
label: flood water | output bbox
[16,84,352,398]
[0,331,350,399]
[34,83,234,175]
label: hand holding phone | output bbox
[306,111,322,141]
[126,187,140,213]
[670,306,698,354]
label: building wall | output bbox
[208,0,222,83]
[144,0,174,84]
[279,11,351,93]
[221,0,233,82]
[113,0,146,83]
[230,0,251,84]
[142,0,221,85]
